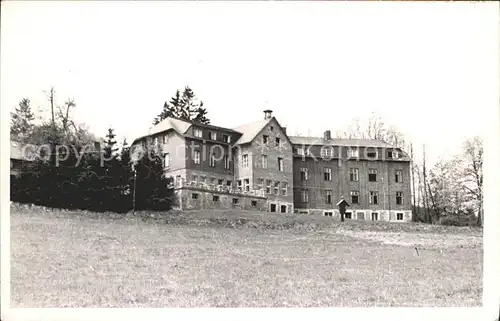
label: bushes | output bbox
[10,143,174,213]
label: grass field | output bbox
[10,204,483,307]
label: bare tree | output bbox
[458,137,483,226]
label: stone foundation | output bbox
[176,187,267,211]
[294,208,412,222]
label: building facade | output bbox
[131,110,412,221]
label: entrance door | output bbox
[280,205,287,213]
[270,204,276,212]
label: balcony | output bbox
[174,178,266,197]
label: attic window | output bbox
[223,134,231,143]
[194,129,202,138]
[270,126,274,131]
[263,135,268,144]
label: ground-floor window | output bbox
[397,213,404,220]
[281,205,287,213]
[345,212,352,219]
[251,200,257,207]
[192,193,199,199]
[324,212,333,217]
[270,203,277,212]
[213,195,219,202]
[232,198,239,204]
[371,212,378,221]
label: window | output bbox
[369,191,379,205]
[210,177,216,184]
[281,205,287,213]
[301,189,309,203]
[266,180,272,194]
[368,169,378,182]
[349,168,359,182]
[251,200,257,207]
[226,180,232,186]
[350,190,359,204]
[218,179,224,185]
[153,137,158,147]
[209,153,216,167]
[348,149,359,158]
[191,175,198,182]
[244,178,250,191]
[242,154,249,167]
[223,134,231,143]
[261,155,268,169]
[192,193,199,199]
[257,178,264,190]
[213,195,220,202]
[237,180,242,189]
[193,150,201,164]
[162,134,168,144]
[324,212,333,217]
[366,149,378,158]
[163,153,170,168]
[274,181,280,194]
[296,148,305,156]
[263,135,268,144]
[300,168,308,181]
[270,126,274,131]
[321,146,334,157]
[345,212,352,219]
[371,212,378,221]
[324,168,332,181]
[395,170,403,183]
[224,156,230,169]
[281,182,288,196]
[194,129,203,138]
[396,192,403,205]
[305,148,311,156]
[389,150,400,159]
[208,131,217,140]
[278,158,284,171]
[275,137,281,147]
[232,198,239,204]
[325,190,333,204]
[200,176,206,183]
[397,213,404,220]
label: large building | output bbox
[131,110,412,222]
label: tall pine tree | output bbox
[11,98,35,142]
[153,86,210,125]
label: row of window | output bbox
[262,135,282,147]
[295,147,401,159]
[191,192,258,206]
[300,189,404,205]
[188,175,232,186]
[323,211,405,221]
[299,167,403,183]
[193,128,232,143]
[255,178,288,196]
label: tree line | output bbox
[10,86,208,213]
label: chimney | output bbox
[324,130,331,140]
[282,127,287,134]
[264,109,273,120]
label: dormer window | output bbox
[208,131,217,140]
[223,134,231,143]
[194,129,203,138]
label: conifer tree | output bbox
[153,86,210,125]
[11,98,35,142]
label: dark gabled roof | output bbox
[132,117,242,144]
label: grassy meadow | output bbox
[10,204,483,307]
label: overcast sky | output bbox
[2,1,498,166]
